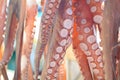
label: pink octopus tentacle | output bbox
[21,0,37,80]
[41,0,73,79]
[72,0,105,80]
[0,0,7,48]
[34,0,62,79]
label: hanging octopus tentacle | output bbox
[72,24,93,80]
[0,0,18,69]
[1,14,17,80]
[21,0,37,79]
[14,0,26,80]
[0,14,18,68]
[101,0,120,79]
[72,0,105,80]
[0,1,18,80]
[41,0,73,79]
[34,0,62,79]
[0,0,7,47]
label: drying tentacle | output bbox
[72,0,105,80]
[21,0,37,80]
[41,0,73,79]
[34,0,62,79]
[72,23,93,80]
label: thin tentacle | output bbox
[14,0,26,80]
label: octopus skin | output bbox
[21,0,37,79]
[34,0,62,79]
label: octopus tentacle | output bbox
[0,0,18,69]
[0,1,17,79]
[72,0,104,79]
[0,14,18,68]
[14,0,26,80]
[34,0,62,79]
[0,14,17,80]
[72,25,93,80]
[41,0,73,79]
[21,0,37,79]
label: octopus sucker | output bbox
[21,0,37,79]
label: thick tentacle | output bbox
[34,0,62,79]
[72,0,105,80]
[41,0,73,79]
[0,0,7,49]
[72,20,93,80]
[21,0,37,79]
